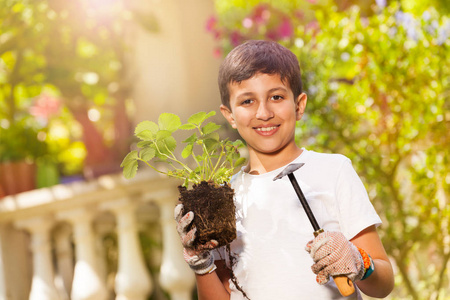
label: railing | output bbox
[0,171,196,300]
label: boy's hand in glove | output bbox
[305,231,365,285]
[174,204,218,275]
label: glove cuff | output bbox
[184,249,217,275]
[342,242,365,282]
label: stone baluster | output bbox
[159,199,195,300]
[58,208,108,300]
[102,198,152,300]
[53,223,74,300]
[15,216,60,300]
[94,213,116,295]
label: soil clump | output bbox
[178,181,236,249]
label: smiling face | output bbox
[220,73,307,164]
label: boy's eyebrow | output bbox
[267,87,288,93]
[235,87,288,98]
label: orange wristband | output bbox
[357,247,371,269]
[358,247,375,280]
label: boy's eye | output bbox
[241,99,253,105]
[271,95,284,101]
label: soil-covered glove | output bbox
[174,204,218,274]
[305,231,365,285]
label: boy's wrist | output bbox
[357,247,375,280]
[362,256,375,280]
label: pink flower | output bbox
[242,17,253,29]
[278,18,293,39]
[205,16,217,32]
[213,47,222,58]
[230,31,243,47]
[295,10,305,20]
[30,94,61,122]
[253,4,271,25]
[266,30,278,41]
[305,20,320,35]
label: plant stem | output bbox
[210,144,226,180]
[141,160,168,175]
[154,141,193,173]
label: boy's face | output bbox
[220,73,307,158]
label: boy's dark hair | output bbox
[218,40,303,109]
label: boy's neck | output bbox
[245,145,303,175]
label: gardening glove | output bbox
[305,231,365,285]
[174,204,218,274]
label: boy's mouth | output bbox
[253,125,280,134]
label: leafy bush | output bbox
[210,1,449,299]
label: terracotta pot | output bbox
[0,161,36,197]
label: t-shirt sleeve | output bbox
[335,158,382,240]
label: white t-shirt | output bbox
[213,149,382,300]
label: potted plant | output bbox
[0,118,47,196]
[121,111,246,248]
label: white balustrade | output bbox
[53,223,74,300]
[0,171,196,300]
[159,199,196,300]
[94,213,116,296]
[58,208,108,300]
[102,198,152,300]
[15,216,60,300]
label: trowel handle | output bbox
[333,275,355,297]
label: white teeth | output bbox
[256,126,277,132]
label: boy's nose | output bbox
[255,102,274,120]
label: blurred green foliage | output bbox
[211,0,449,299]
[0,0,139,177]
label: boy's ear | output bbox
[295,93,308,121]
[220,104,237,129]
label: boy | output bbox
[174,40,394,299]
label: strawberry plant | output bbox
[121,110,246,248]
[121,111,245,186]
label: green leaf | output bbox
[231,151,240,160]
[120,150,138,167]
[135,121,158,136]
[205,111,216,119]
[188,111,207,125]
[215,168,227,177]
[164,136,177,152]
[179,123,197,130]
[122,160,138,179]
[201,132,220,141]
[188,111,216,126]
[156,136,177,156]
[232,139,245,148]
[182,144,193,159]
[140,147,156,161]
[156,130,172,140]
[183,133,197,143]
[158,113,181,132]
[235,157,246,167]
[193,166,202,176]
[136,130,154,141]
[201,122,221,135]
[204,138,219,152]
[137,141,152,148]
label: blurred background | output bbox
[0,0,448,299]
